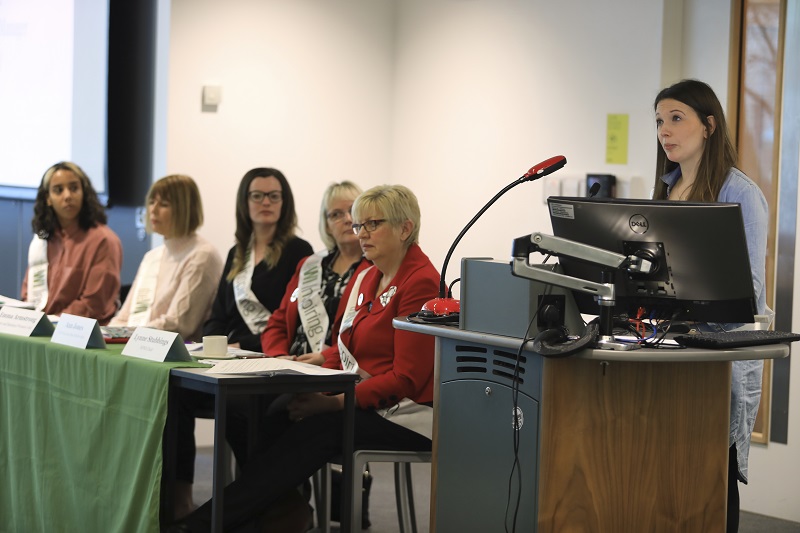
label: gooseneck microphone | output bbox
[419,155,568,320]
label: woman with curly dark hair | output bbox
[21,161,122,324]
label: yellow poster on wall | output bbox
[606,113,629,165]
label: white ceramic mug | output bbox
[202,335,228,356]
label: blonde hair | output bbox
[145,174,203,237]
[352,184,420,247]
[319,181,362,250]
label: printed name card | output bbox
[51,313,105,349]
[0,307,54,337]
[122,327,192,363]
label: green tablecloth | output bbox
[0,334,204,532]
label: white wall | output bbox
[168,0,663,284]
[165,0,800,522]
[390,0,662,290]
[168,0,395,256]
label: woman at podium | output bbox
[653,78,769,532]
[21,161,122,324]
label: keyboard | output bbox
[100,326,137,344]
[673,330,800,349]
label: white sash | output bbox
[337,265,432,439]
[27,235,49,312]
[377,398,433,440]
[127,246,164,326]
[296,251,329,352]
[337,265,373,375]
[233,241,271,335]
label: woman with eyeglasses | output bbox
[224,181,373,524]
[162,168,313,518]
[260,180,369,363]
[174,184,439,532]
[203,168,313,352]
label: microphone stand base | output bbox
[595,336,642,351]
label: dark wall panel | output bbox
[106,0,158,206]
[0,199,32,299]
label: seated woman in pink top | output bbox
[21,161,122,325]
[110,174,223,342]
[109,174,223,518]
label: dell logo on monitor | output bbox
[629,214,649,234]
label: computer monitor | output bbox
[547,196,757,323]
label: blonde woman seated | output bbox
[176,184,439,532]
[261,180,370,361]
[110,174,223,341]
[21,161,122,324]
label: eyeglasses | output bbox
[352,219,387,235]
[248,190,283,203]
[326,209,352,223]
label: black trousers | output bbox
[166,389,214,483]
[184,408,431,531]
[727,444,740,533]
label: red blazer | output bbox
[260,253,371,356]
[325,243,439,410]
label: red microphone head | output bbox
[523,155,567,181]
[419,297,461,318]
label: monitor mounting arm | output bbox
[511,232,655,351]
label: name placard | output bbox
[122,327,192,363]
[51,313,105,349]
[0,307,54,337]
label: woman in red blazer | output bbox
[177,184,439,532]
[260,181,370,361]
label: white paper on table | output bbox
[206,358,349,376]
[0,295,35,309]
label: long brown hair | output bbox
[652,79,737,201]
[227,167,298,280]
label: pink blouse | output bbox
[21,224,123,325]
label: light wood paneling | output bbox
[538,358,731,533]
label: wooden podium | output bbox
[393,319,789,533]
